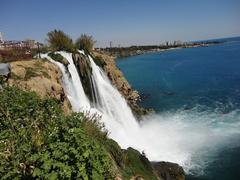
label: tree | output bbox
[47,29,75,52]
[75,34,96,52]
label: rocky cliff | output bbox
[7,59,71,114]
[3,55,184,180]
[92,51,151,117]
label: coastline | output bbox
[97,41,223,59]
[1,52,185,180]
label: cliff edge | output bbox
[1,55,184,180]
[92,51,151,117]
[7,59,71,114]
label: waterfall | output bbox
[87,55,140,147]
[41,52,90,111]
[43,51,240,175]
[42,51,140,147]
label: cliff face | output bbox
[6,53,147,116]
[92,51,150,117]
[7,59,71,114]
[4,55,184,180]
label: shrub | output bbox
[47,30,75,52]
[76,34,96,52]
[48,52,63,62]
[0,86,113,179]
[0,49,32,62]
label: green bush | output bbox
[47,29,76,52]
[48,52,64,62]
[76,34,96,52]
[0,86,113,179]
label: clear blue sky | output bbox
[1,0,240,47]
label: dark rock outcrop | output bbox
[152,161,185,180]
[72,52,96,102]
[105,138,185,180]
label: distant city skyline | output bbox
[1,0,240,47]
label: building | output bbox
[0,32,43,50]
[0,32,4,44]
[0,39,42,50]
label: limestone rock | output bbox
[62,57,69,66]
[8,59,71,114]
[92,51,150,117]
[72,53,95,101]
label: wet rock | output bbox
[152,161,185,180]
[62,57,69,66]
[72,53,95,102]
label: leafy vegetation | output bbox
[48,52,64,62]
[76,34,96,53]
[45,30,97,54]
[0,76,5,86]
[47,30,76,52]
[0,86,113,179]
[0,49,32,62]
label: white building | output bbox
[0,32,4,44]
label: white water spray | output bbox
[41,52,90,111]
[44,51,240,175]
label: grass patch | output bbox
[41,71,51,79]
[24,67,39,80]
[10,72,22,80]
[34,60,45,68]
[121,148,157,180]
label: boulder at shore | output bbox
[152,161,185,180]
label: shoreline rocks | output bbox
[4,55,185,179]
[152,162,185,180]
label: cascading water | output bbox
[87,55,140,147]
[43,51,240,175]
[41,52,90,111]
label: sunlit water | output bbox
[117,37,240,179]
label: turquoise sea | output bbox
[117,37,240,180]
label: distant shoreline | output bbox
[96,41,223,59]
